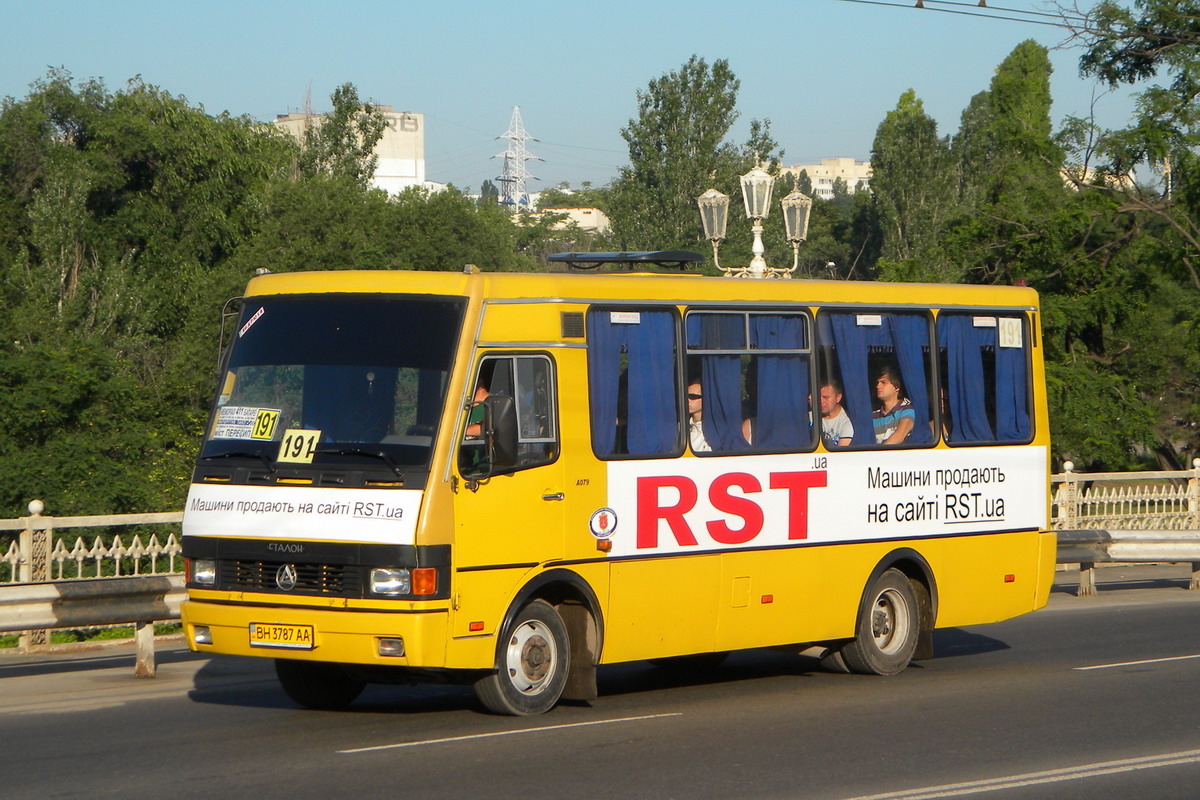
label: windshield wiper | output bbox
[201,450,276,472]
[316,446,406,480]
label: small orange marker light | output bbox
[761,595,774,604]
[413,567,438,595]
[469,621,485,632]
[1004,574,1016,583]
[597,539,613,552]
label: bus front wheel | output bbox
[275,659,366,709]
[475,599,570,716]
[839,568,920,676]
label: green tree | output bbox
[946,40,1068,286]
[607,56,780,253]
[479,178,499,205]
[537,182,610,212]
[869,90,956,274]
[297,82,387,185]
[1056,0,1200,466]
[0,72,295,514]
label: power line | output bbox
[830,0,1074,29]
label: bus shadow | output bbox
[187,633,1011,715]
[930,627,1010,658]
[186,654,481,715]
[594,649,830,700]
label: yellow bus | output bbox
[181,252,1054,715]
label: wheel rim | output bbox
[504,618,558,696]
[870,588,912,655]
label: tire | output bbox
[839,568,920,676]
[475,599,570,716]
[275,659,366,710]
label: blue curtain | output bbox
[887,315,932,445]
[938,316,994,442]
[588,310,679,456]
[696,315,751,452]
[828,314,875,446]
[827,312,931,445]
[995,338,1030,441]
[751,315,810,450]
[938,315,1030,443]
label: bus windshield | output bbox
[199,294,465,480]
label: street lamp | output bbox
[697,164,813,279]
[696,187,730,275]
[780,189,813,276]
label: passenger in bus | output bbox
[819,380,854,447]
[873,366,915,444]
[687,381,711,452]
[464,377,490,439]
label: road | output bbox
[3,565,1200,799]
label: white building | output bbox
[547,207,611,234]
[781,157,873,200]
[274,106,436,195]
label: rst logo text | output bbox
[636,471,827,549]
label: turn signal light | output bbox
[1004,574,1016,583]
[413,568,437,596]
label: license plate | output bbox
[249,623,315,650]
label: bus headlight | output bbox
[371,568,412,595]
[192,559,217,587]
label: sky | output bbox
[3,1,1141,193]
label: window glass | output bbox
[936,312,1031,444]
[685,311,813,455]
[818,311,934,447]
[587,308,680,458]
[202,295,461,474]
[460,355,557,475]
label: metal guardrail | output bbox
[0,576,185,676]
[0,501,183,669]
[1056,529,1200,597]
[1051,460,1200,597]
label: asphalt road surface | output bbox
[3,564,1200,799]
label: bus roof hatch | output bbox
[546,251,704,272]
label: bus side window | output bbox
[586,308,680,458]
[819,310,935,447]
[937,313,1031,444]
[460,355,558,476]
[685,311,813,455]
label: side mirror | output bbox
[485,392,518,469]
[459,391,518,482]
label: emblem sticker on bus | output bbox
[589,508,618,539]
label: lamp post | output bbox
[740,164,774,277]
[697,164,812,279]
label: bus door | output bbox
[450,353,563,637]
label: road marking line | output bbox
[338,712,683,754]
[1074,653,1200,671]
[840,748,1200,800]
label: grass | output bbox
[0,622,182,649]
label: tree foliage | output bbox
[296,83,387,185]
[607,56,782,255]
[870,90,956,271]
[0,72,543,515]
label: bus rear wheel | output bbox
[839,568,920,676]
[475,599,570,716]
[275,659,366,709]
